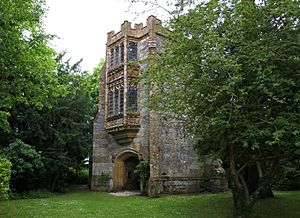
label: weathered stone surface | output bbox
[91,16,227,194]
[148,178,160,197]
[93,156,110,163]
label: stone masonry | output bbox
[91,16,227,195]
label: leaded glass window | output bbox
[128,85,138,112]
[120,43,124,64]
[115,46,119,65]
[120,87,124,113]
[108,90,113,116]
[110,48,114,67]
[114,89,119,114]
[128,42,137,61]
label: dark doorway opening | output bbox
[123,156,139,190]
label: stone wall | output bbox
[92,16,227,194]
[151,114,227,194]
[91,65,113,190]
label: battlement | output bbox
[107,15,162,46]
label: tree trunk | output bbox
[229,143,253,218]
[140,179,145,195]
[259,186,273,198]
[50,174,59,192]
[232,187,252,218]
[244,163,274,200]
[256,162,273,199]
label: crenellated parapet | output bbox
[104,16,163,145]
[107,16,162,46]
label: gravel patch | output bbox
[109,191,140,196]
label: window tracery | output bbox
[108,90,114,116]
[120,86,124,113]
[128,42,137,61]
[128,84,138,113]
[120,43,124,64]
[110,48,114,67]
[115,46,119,65]
[114,89,119,114]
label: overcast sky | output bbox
[44,0,153,72]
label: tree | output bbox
[0,52,101,192]
[0,158,11,200]
[145,0,300,217]
[0,0,57,132]
[0,0,101,193]
[85,59,103,187]
[0,139,44,192]
[86,58,105,109]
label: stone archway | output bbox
[113,150,140,191]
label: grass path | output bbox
[0,190,299,217]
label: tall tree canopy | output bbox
[0,0,57,132]
[0,0,101,193]
[145,0,300,217]
[0,53,100,192]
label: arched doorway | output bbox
[113,150,140,191]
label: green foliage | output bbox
[134,159,150,181]
[273,159,300,191]
[0,52,101,193]
[97,172,111,187]
[0,0,102,194]
[134,159,150,194]
[1,140,44,192]
[0,0,57,132]
[9,189,53,200]
[145,0,300,216]
[0,158,11,200]
[0,112,10,133]
[67,167,89,185]
[87,58,104,110]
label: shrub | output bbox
[67,167,89,185]
[97,172,111,191]
[9,189,53,200]
[134,159,150,181]
[134,159,150,195]
[273,160,300,190]
[0,157,11,200]
[98,172,111,186]
[2,139,44,192]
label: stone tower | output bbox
[91,16,227,195]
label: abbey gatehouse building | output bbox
[91,16,227,195]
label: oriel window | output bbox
[128,42,137,61]
[120,43,124,64]
[120,87,124,113]
[108,90,114,116]
[115,46,119,65]
[128,85,138,112]
[114,89,119,115]
[110,48,114,67]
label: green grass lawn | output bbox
[0,190,299,218]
